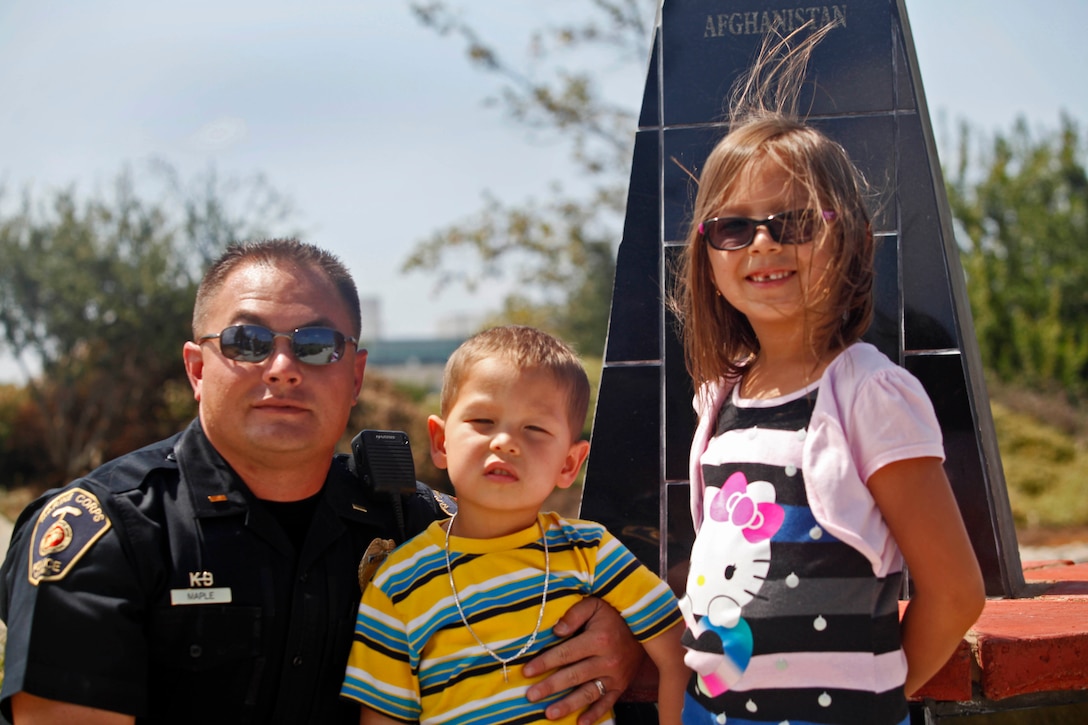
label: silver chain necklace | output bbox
[444,512,550,683]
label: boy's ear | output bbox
[427,415,449,470]
[556,440,591,490]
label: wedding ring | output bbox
[593,679,606,697]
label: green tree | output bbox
[0,163,296,488]
[0,384,49,491]
[402,1,652,355]
[947,115,1088,395]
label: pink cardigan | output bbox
[689,342,946,578]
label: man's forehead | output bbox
[220,261,330,294]
[208,262,344,320]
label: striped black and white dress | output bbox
[682,381,910,725]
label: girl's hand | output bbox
[869,456,986,695]
[523,597,643,724]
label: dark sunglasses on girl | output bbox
[699,208,836,251]
[198,324,357,365]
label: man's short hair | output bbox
[192,238,361,339]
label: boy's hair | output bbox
[440,325,590,441]
[670,23,874,387]
[192,238,362,339]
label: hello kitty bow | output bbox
[709,472,785,543]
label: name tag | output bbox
[170,587,233,605]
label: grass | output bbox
[987,378,1088,542]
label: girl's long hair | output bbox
[669,23,875,387]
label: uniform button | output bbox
[190,645,203,658]
[293,655,303,667]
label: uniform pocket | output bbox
[149,604,262,671]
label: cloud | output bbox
[189,116,249,152]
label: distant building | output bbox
[435,312,486,338]
[356,297,483,391]
[361,337,465,393]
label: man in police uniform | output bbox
[0,239,640,724]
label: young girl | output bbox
[670,27,985,725]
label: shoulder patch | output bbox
[28,487,112,585]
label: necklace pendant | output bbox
[501,662,509,683]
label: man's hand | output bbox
[522,597,643,725]
[11,693,135,725]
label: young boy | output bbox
[341,325,686,724]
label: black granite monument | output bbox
[580,0,1024,601]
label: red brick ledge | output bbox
[912,561,1088,703]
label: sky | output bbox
[1,0,1086,382]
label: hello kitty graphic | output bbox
[681,471,784,697]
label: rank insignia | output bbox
[28,487,112,585]
[432,490,457,517]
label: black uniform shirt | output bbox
[0,419,448,724]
